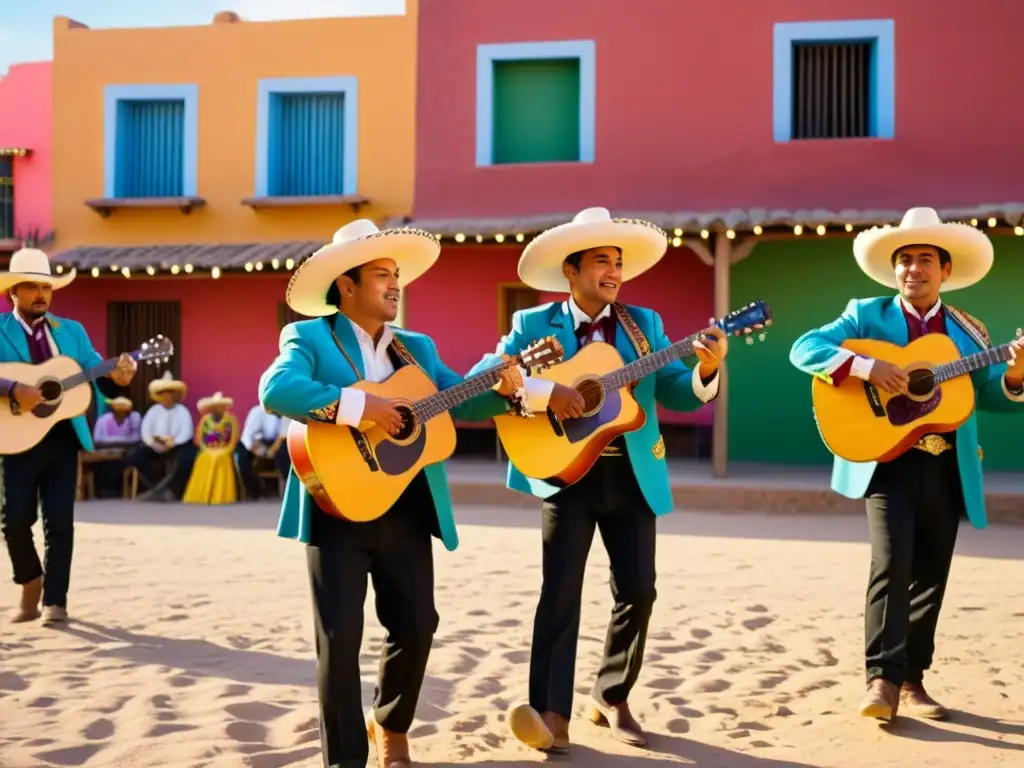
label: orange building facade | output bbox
[47,8,420,415]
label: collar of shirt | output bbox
[900,296,943,322]
[565,295,612,330]
[12,308,48,334]
[346,316,394,352]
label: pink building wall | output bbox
[0,62,53,239]
[415,0,1022,217]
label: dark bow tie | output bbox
[576,315,615,344]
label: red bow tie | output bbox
[577,315,614,343]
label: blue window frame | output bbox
[255,76,359,197]
[772,20,895,142]
[476,40,596,167]
[104,84,198,198]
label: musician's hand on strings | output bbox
[494,356,524,397]
[694,325,729,378]
[12,384,43,411]
[1005,331,1024,389]
[548,383,585,420]
[109,353,138,386]
[869,360,910,394]
[363,394,405,436]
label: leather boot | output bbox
[900,682,949,720]
[591,699,647,747]
[10,576,42,623]
[367,714,412,768]
[858,678,900,721]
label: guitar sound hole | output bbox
[575,378,604,416]
[38,379,63,402]
[907,368,936,398]
[391,405,417,442]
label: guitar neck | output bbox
[933,342,1015,384]
[600,333,701,390]
[61,357,120,391]
[413,363,508,420]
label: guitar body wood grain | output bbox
[286,364,457,522]
[811,335,976,463]
[493,341,646,487]
[0,356,93,455]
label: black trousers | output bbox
[529,455,657,720]
[235,441,291,499]
[0,422,80,608]
[864,448,962,687]
[125,442,197,499]
[307,473,439,768]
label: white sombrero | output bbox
[106,396,134,411]
[148,370,187,400]
[518,207,668,293]
[0,248,76,293]
[197,391,233,413]
[285,219,440,317]
[853,207,994,292]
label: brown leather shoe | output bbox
[858,678,900,721]
[541,711,570,754]
[900,682,949,720]
[591,700,647,748]
[9,577,42,624]
[366,714,411,767]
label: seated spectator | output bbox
[125,371,196,502]
[236,403,291,500]
[184,392,240,505]
[90,396,140,497]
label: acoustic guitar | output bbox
[0,335,175,455]
[811,329,1023,463]
[287,336,564,522]
[492,301,773,487]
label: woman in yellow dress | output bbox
[183,392,240,504]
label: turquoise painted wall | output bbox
[728,235,1024,471]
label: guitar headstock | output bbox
[716,300,773,346]
[516,335,565,375]
[133,334,175,366]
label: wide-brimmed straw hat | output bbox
[285,219,440,316]
[106,396,134,412]
[517,207,668,293]
[148,370,187,400]
[196,391,233,413]
[853,207,994,292]
[0,248,76,292]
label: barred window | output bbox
[792,42,872,140]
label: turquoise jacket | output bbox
[789,296,1024,529]
[469,301,717,516]
[258,315,514,551]
[0,312,108,451]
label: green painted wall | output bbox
[728,235,1024,471]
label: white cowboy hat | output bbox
[853,207,994,292]
[148,370,187,400]
[0,248,76,293]
[285,219,440,317]
[196,391,233,413]
[106,396,134,411]
[517,207,668,293]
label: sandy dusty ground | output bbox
[1,501,1022,768]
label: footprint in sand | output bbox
[502,650,530,664]
[691,628,712,640]
[759,675,788,689]
[700,650,725,663]
[742,615,776,631]
[226,720,269,744]
[34,745,103,765]
[467,609,489,617]
[219,684,253,698]
[29,696,58,708]
[226,702,292,722]
[409,723,439,738]
[666,718,691,733]
[738,721,772,731]
[449,653,481,675]
[93,695,132,715]
[695,679,731,693]
[452,714,487,733]
[82,718,115,740]
[659,641,704,653]
[169,674,197,688]
[472,677,503,697]
[747,604,769,613]
[494,618,520,628]
[646,677,682,691]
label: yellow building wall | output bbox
[51,6,418,251]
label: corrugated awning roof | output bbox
[389,203,1024,236]
[51,241,323,270]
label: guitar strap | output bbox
[945,305,992,350]
[612,302,653,358]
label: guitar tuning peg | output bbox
[765,319,773,326]
[745,336,754,345]
[758,332,767,342]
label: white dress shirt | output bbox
[334,317,550,426]
[141,403,194,451]
[240,404,288,450]
[13,308,59,357]
[513,296,721,410]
